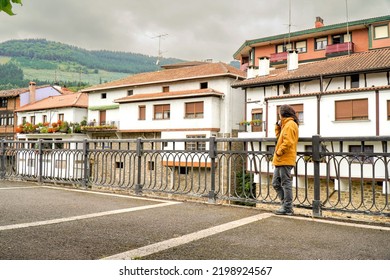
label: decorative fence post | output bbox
[38,139,43,184]
[208,136,217,203]
[135,137,144,195]
[82,139,89,189]
[0,139,5,179]
[312,134,322,217]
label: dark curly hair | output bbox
[280,105,300,125]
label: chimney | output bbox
[287,50,298,71]
[29,81,36,104]
[315,16,324,28]
[258,57,270,76]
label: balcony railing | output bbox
[326,42,354,56]
[81,121,119,131]
[270,52,287,63]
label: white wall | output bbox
[18,107,87,125]
[119,96,222,133]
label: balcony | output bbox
[270,52,288,64]
[81,121,119,132]
[326,42,354,57]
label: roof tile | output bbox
[16,92,88,112]
[233,48,390,88]
[82,62,246,92]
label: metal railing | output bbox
[0,136,389,217]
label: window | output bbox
[276,43,292,53]
[148,161,155,171]
[0,113,12,126]
[22,117,26,124]
[200,82,208,89]
[179,167,189,175]
[349,145,374,164]
[127,90,134,96]
[282,83,290,94]
[351,74,360,88]
[335,99,368,121]
[277,104,304,124]
[0,98,7,108]
[315,37,328,50]
[0,114,6,126]
[42,115,47,123]
[115,162,124,169]
[387,100,390,120]
[295,41,307,53]
[58,114,64,122]
[154,104,170,120]
[374,25,389,39]
[266,145,275,161]
[304,145,327,162]
[185,101,204,118]
[251,109,263,132]
[30,116,36,125]
[101,93,107,99]
[332,33,350,44]
[185,135,206,151]
[162,86,169,92]
[7,113,13,126]
[139,105,146,120]
[96,136,110,149]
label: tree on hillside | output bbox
[0,62,24,88]
[0,0,22,15]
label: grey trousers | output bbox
[272,166,293,211]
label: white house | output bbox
[82,62,247,140]
[232,48,390,191]
[14,92,88,179]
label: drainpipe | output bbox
[317,75,323,135]
[244,88,247,132]
[376,90,380,136]
[265,100,269,137]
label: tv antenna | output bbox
[152,33,168,65]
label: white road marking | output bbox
[102,212,274,260]
[0,186,40,190]
[0,201,181,232]
[40,185,173,203]
[278,215,390,231]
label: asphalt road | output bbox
[1,180,390,261]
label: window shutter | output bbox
[387,100,390,119]
[139,106,145,120]
[194,102,203,113]
[335,100,352,120]
[352,99,368,118]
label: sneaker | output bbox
[274,208,294,216]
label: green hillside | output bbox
[0,39,184,90]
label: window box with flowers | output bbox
[16,120,85,134]
[239,120,263,132]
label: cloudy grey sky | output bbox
[1,0,390,63]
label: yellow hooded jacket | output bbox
[272,117,299,167]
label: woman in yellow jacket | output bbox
[272,105,299,215]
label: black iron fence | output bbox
[0,136,389,217]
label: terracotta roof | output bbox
[265,85,390,101]
[0,87,29,98]
[82,62,246,92]
[16,92,88,112]
[115,88,224,103]
[160,61,210,69]
[0,85,50,98]
[232,48,390,88]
